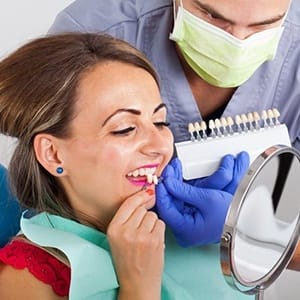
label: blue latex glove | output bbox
[0,164,23,247]
[155,152,249,247]
[186,152,249,194]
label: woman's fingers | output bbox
[109,188,154,227]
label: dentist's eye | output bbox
[200,9,219,20]
[154,121,170,128]
[111,126,136,135]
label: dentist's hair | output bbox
[0,33,159,221]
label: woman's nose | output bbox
[141,127,171,157]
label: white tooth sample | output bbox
[253,111,261,129]
[188,122,196,142]
[226,116,234,126]
[200,120,207,130]
[147,174,153,184]
[194,122,201,131]
[235,114,242,125]
[241,113,248,123]
[272,108,280,124]
[220,117,228,135]
[194,122,202,141]
[214,118,222,136]
[200,121,208,139]
[153,175,158,185]
[235,115,242,133]
[226,116,234,134]
[208,119,216,138]
[220,117,227,127]
[188,122,195,132]
[247,112,254,122]
[261,110,268,127]
[272,108,280,118]
[132,169,139,177]
[247,112,255,130]
[267,109,275,126]
[241,114,248,132]
[226,117,234,134]
[127,172,133,176]
[253,112,260,121]
[208,119,215,129]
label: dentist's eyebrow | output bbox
[194,0,286,27]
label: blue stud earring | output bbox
[56,167,64,174]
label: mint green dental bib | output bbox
[20,213,251,299]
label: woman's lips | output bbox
[127,176,149,187]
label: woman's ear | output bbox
[34,134,65,177]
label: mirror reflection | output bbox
[234,151,300,283]
[221,145,300,297]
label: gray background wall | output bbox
[0,0,74,167]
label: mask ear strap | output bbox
[172,1,176,22]
[173,0,184,22]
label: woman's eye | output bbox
[153,121,170,128]
[111,126,136,135]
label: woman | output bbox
[0,33,248,299]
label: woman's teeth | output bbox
[127,167,159,185]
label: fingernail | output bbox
[141,184,148,191]
[145,188,154,196]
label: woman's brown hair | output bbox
[0,33,159,221]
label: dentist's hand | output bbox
[186,151,249,194]
[155,152,249,247]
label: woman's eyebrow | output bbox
[154,103,167,114]
[102,108,141,126]
[102,103,167,127]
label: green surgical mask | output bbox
[170,4,284,88]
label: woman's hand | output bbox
[107,188,165,300]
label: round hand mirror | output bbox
[220,145,300,299]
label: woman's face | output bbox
[57,61,174,226]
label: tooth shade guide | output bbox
[186,108,283,142]
[179,108,289,179]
